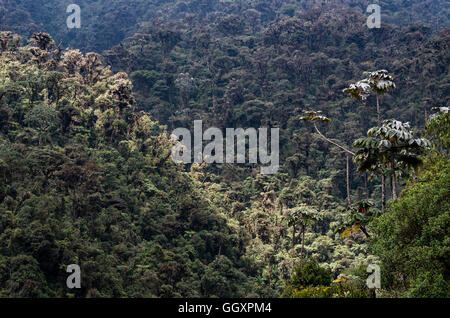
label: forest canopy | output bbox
[0,0,448,298]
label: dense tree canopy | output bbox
[0,0,448,298]
[0,33,263,297]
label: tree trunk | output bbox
[301,226,305,260]
[390,172,394,199]
[365,172,369,199]
[313,123,355,207]
[390,159,397,199]
[376,94,381,127]
[360,225,371,238]
[346,154,352,207]
[381,174,386,214]
[292,224,296,247]
[392,171,397,199]
[377,94,386,212]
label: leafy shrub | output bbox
[282,259,331,297]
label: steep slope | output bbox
[0,32,259,297]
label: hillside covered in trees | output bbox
[0,0,448,298]
[1,0,450,52]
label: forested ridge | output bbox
[0,0,449,298]
[1,0,449,52]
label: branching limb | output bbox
[313,123,355,156]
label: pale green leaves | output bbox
[286,205,321,227]
[300,110,331,123]
[353,119,431,176]
[343,69,396,100]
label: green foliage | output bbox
[344,70,396,101]
[426,107,449,150]
[300,111,331,123]
[282,258,331,297]
[1,1,448,52]
[0,34,256,297]
[286,206,321,228]
[283,262,374,298]
[353,119,430,189]
[369,156,450,297]
[335,200,376,239]
[0,0,448,299]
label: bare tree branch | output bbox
[313,123,355,156]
